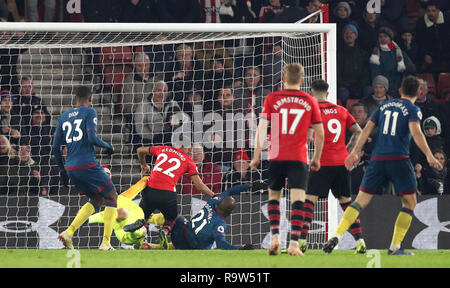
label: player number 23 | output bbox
[62,119,83,143]
[153,153,181,178]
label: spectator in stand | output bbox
[263,43,283,91]
[203,54,235,109]
[397,28,419,65]
[222,148,263,190]
[379,0,409,33]
[122,52,164,124]
[180,144,222,195]
[337,24,370,105]
[442,100,450,194]
[0,135,14,193]
[203,86,240,167]
[194,41,234,77]
[415,0,450,75]
[333,2,354,47]
[0,0,8,21]
[415,78,443,125]
[369,26,416,98]
[26,0,55,22]
[7,140,42,194]
[357,10,390,54]
[359,75,392,116]
[183,89,205,121]
[81,0,123,22]
[12,76,50,129]
[412,115,445,182]
[304,0,323,23]
[234,66,270,118]
[0,90,20,144]
[199,0,222,23]
[417,149,447,194]
[119,0,159,23]
[155,0,202,23]
[20,106,54,167]
[133,81,181,147]
[347,102,376,194]
[166,44,204,102]
[258,0,289,23]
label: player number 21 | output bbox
[280,108,305,135]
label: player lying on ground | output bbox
[250,63,325,256]
[84,175,165,249]
[53,86,117,251]
[126,182,267,250]
[135,144,215,249]
[323,76,443,255]
[300,79,366,254]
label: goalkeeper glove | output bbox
[59,169,69,188]
[239,243,255,250]
[251,180,268,193]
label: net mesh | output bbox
[0,23,333,249]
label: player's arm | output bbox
[310,122,324,171]
[51,119,65,170]
[345,120,376,170]
[409,121,443,170]
[250,117,269,169]
[215,234,238,250]
[137,146,152,174]
[346,123,362,152]
[220,182,268,198]
[86,109,113,153]
[191,174,215,197]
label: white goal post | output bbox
[0,21,337,249]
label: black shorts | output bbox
[307,165,351,199]
[268,161,308,190]
[139,186,178,221]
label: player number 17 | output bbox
[280,108,305,135]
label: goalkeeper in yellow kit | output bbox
[85,175,167,249]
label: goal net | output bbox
[0,20,337,249]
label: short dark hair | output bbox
[351,102,369,114]
[311,79,329,93]
[75,86,92,102]
[424,0,440,9]
[401,76,420,98]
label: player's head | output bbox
[310,79,329,100]
[75,85,93,106]
[117,208,129,222]
[216,196,236,218]
[400,76,421,100]
[282,63,304,88]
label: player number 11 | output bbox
[382,110,399,136]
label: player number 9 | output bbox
[327,119,341,143]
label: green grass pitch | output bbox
[1,249,449,268]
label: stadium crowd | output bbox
[0,0,448,196]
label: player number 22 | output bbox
[153,153,181,178]
[280,108,305,135]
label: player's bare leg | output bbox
[287,188,305,256]
[268,189,282,256]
